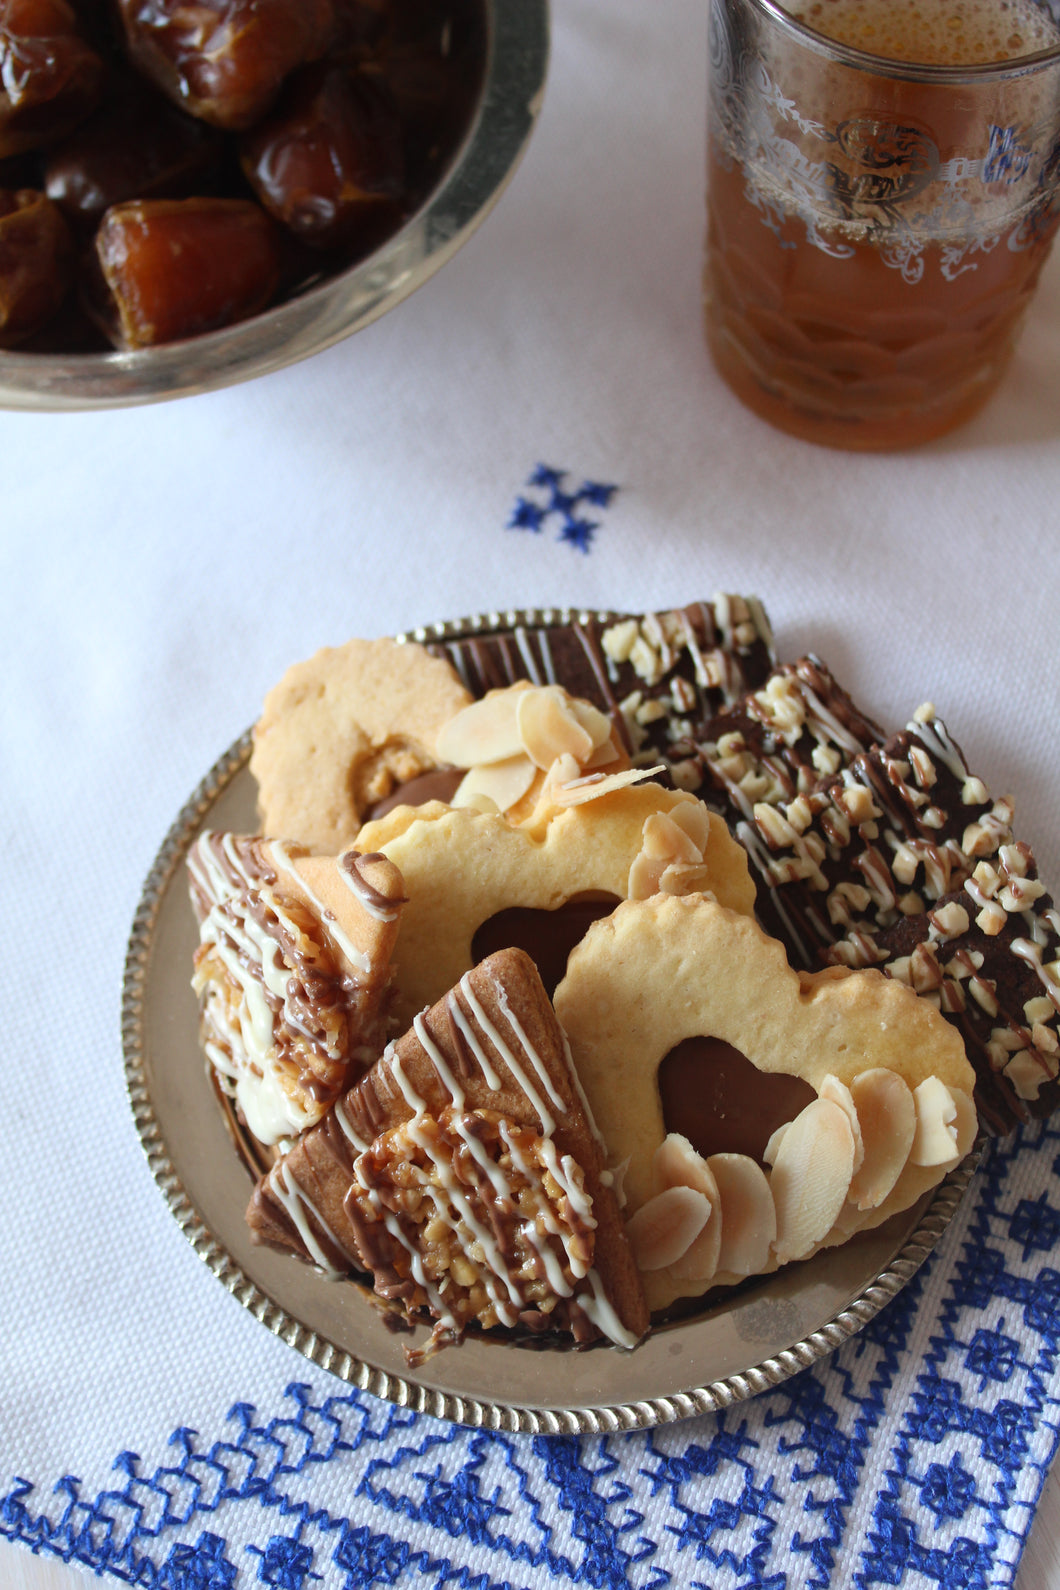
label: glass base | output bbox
[705,315,1009,452]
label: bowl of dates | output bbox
[0,0,548,409]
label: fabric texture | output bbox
[3,1,1060,1585]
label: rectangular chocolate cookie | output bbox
[829,857,1060,1137]
[720,704,1016,969]
[247,948,649,1360]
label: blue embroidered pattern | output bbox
[5,1121,1060,1588]
[507,465,619,554]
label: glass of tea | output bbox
[704,0,1060,449]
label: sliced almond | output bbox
[436,688,528,767]
[847,1068,916,1210]
[641,811,703,864]
[910,1076,962,1167]
[658,860,714,897]
[819,1074,865,1175]
[670,1205,723,1282]
[552,765,663,808]
[451,755,536,814]
[625,1185,711,1271]
[653,1131,716,1195]
[517,685,595,770]
[770,1098,856,1264]
[707,1153,776,1277]
[667,799,712,853]
[584,733,625,770]
[762,1121,790,1166]
[568,696,616,753]
[951,1088,978,1158]
[652,1134,722,1282]
[628,805,710,899]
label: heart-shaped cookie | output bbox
[554,892,976,1310]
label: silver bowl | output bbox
[0,0,549,412]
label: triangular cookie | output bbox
[188,832,405,1147]
[247,947,649,1360]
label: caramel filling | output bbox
[658,1037,816,1165]
[471,894,621,997]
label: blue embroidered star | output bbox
[557,516,599,555]
[578,479,618,508]
[507,465,620,553]
[508,496,547,533]
[527,463,565,491]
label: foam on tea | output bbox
[784,0,1060,66]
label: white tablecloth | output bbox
[4,3,1060,1586]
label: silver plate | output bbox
[122,608,981,1434]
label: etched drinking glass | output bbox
[705,0,1060,448]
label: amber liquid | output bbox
[705,0,1060,449]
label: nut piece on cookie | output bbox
[435,680,631,823]
[423,596,777,794]
[552,893,977,1311]
[830,858,1060,1137]
[246,948,649,1361]
[188,832,405,1147]
[354,785,757,1028]
[250,637,472,854]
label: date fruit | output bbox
[0,0,105,156]
[94,196,282,346]
[240,66,403,249]
[44,69,225,225]
[0,186,72,344]
[118,0,337,131]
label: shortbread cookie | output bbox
[420,597,776,793]
[188,832,405,1146]
[247,948,650,1360]
[250,637,472,853]
[830,858,1060,1136]
[355,786,757,1027]
[554,893,976,1311]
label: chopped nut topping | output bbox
[999,877,1046,912]
[601,619,639,665]
[931,901,970,939]
[347,1109,596,1346]
[969,977,1000,1017]
[908,746,937,788]
[1033,1022,1059,1055]
[751,674,807,739]
[975,901,1008,937]
[1005,1048,1057,1101]
[972,860,1000,898]
[812,742,842,777]
[635,698,667,726]
[837,784,879,825]
[629,635,664,686]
